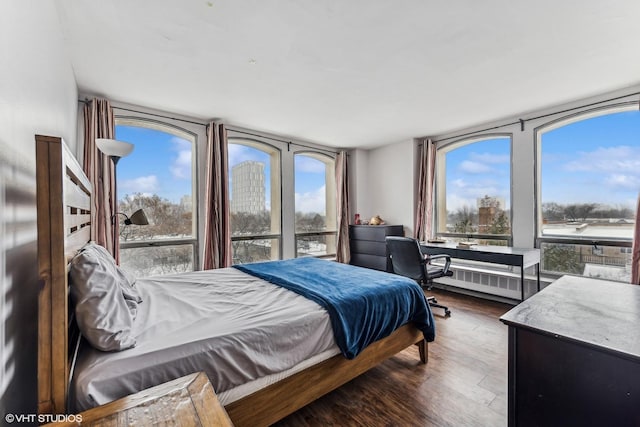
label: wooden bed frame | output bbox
[36,135,428,425]
[36,135,92,415]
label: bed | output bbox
[35,135,433,426]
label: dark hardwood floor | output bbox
[275,289,513,427]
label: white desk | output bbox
[420,242,540,300]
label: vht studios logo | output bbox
[5,413,83,423]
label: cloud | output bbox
[170,150,191,179]
[560,145,640,195]
[564,145,640,173]
[457,151,509,175]
[446,193,477,212]
[295,155,327,173]
[458,160,493,174]
[295,185,326,214]
[169,137,192,179]
[446,177,507,212]
[605,174,640,189]
[228,143,260,166]
[120,175,159,193]
[451,178,467,189]
[469,152,510,164]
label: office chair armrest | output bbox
[427,254,452,274]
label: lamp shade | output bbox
[96,138,134,159]
[125,209,149,226]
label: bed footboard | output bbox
[225,323,425,427]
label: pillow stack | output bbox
[69,242,142,351]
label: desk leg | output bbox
[520,266,525,301]
[537,263,540,293]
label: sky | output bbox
[116,126,328,214]
[445,110,640,214]
[116,125,192,203]
[541,110,640,209]
[445,136,511,213]
[227,143,328,214]
[118,109,639,217]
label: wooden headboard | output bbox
[36,135,92,414]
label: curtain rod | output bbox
[432,91,640,143]
[78,99,340,154]
[78,99,208,127]
[114,106,209,127]
[227,128,340,155]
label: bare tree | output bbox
[542,202,564,221]
[451,206,477,234]
[564,203,598,222]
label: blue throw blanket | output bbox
[234,257,435,359]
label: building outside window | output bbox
[228,138,281,263]
[537,106,640,282]
[436,135,512,246]
[115,118,198,278]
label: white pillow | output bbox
[69,246,136,351]
[88,243,143,304]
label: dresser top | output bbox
[44,372,233,426]
[500,275,640,361]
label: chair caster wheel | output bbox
[431,298,438,304]
[444,310,451,317]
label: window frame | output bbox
[227,137,283,263]
[435,133,514,246]
[534,102,638,278]
[293,150,337,258]
[114,115,200,272]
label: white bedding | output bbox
[70,267,339,411]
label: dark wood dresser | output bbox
[500,275,640,427]
[349,224,403,271]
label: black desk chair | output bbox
[386,236,452,317]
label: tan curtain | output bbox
[83,99,119,262]
[203,122,232,269]
[335,151,351,263]
[414,138,437,241]
[631,193,640,284]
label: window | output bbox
[294,152,336,257]
[537,107,640,281]
[228,139,281,264]
[436,135,512,245]
[115,119,197,277]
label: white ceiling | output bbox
[55,0,640,148]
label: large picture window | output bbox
[228,138,281,264]
[537,107,640,281]
[115,119,197,277]
[436,135,512,245]
[294,152,336,257]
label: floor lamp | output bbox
[96,138,134,256]
[96,137,134,208]
[96,138,134,165]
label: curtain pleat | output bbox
[414,139,436,241]
[203,122,232,269]
[631,193,640,284]
[83,99,119,262]
[335,151,351,263]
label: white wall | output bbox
[0,1,78,417]
[357,139,415,236]
[349,148,369,223]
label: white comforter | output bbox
[70,267,338,411]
